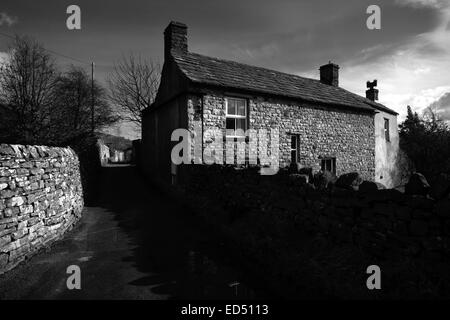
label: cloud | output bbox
[193,0,441,76]
[428,91,450,121]
[0,12,18,27]
[0,52,9,65]
[335,0,450,121]
[395,0,449,9]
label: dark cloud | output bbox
[182,0,442,73]
[0,0,442,75]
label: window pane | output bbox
[291,136,297,150]
[321,158,336,173]
[291,150,296,163]
[227,99,236,115]
[235,118,246,136]
[236,118,246,130]
[237,100,246,116]
[226,118,235,130]
[384,119,390,141]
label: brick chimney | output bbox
[319,62,339,87]
[366,80,379,101]
[164,21,188,59]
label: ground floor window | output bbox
[321,157,336,174]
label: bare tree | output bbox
[0,36,119,146]
[0,36,59,144]
[108,54,160,126]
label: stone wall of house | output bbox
[0,144,83,274]
[178,165,450,261]
[187,91,375,180]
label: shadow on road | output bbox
[97,165,271,299]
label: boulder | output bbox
[359,180,386,193]
[335,172,363,191]
[405,172,430,196]
[431,173,450,200]
[313,170,337,190]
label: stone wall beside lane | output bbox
[179,165,450,261]
[0,144,83,274]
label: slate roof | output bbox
[172,52,397,115]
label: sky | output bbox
[1,0,449,139]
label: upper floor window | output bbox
[384,118,390,142]
[225,97,247,137]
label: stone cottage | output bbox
[142,21,400,187]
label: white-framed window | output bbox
[290,134,300,163]
[225,97,247,137]
[321,157,336,174]
[384,118,390,142]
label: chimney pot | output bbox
[319,62,339,86]
[164,21,188,59]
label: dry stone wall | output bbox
[179,165,450,261]
[0,144,83,274]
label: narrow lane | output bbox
[0,165,271,299]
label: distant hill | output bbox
[97,132,132,151]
